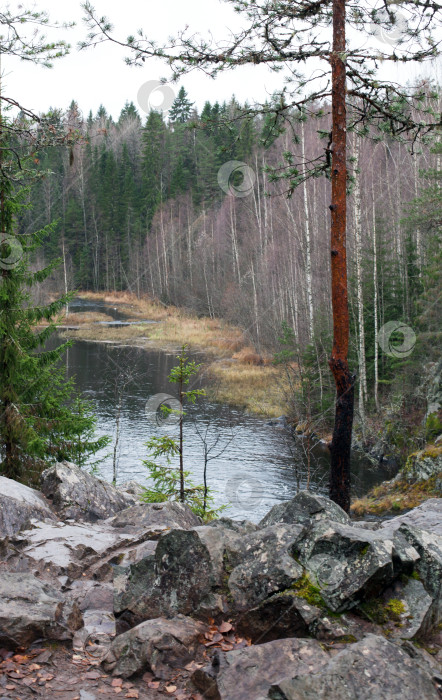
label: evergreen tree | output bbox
[0,184,109,483]
[142,110,169,228]
[169,87,194,124]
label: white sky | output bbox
[3,0,440,121]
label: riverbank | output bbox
[351,444,442,516]
[57,291,287,418]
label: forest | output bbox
[17,84,441,460]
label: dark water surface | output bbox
[58,299,391,521]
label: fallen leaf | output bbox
[148,681,160,689]
[12,654,28,664]
[125,690,139,698]
[111,678,124,687]
[212,632,223,643]
[114,688,123,695]
[5,685,16,690]
[142,671,154,683]
[220,642,234,651]
[184,661,202,672]
[165,685,177,694]
[28,663,41,672]
[219,621,233,634]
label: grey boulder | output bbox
[102,615,205,679]
[0,572,82,648]
[268,634,440,699]
[0,476,56,536]
[259,491,349,529]
[109,500,201,535]
[114,526,239,620]
[41,461,136,522]
[236,593,320,643]
[292,521,396,612]
[399,523,442,599]
[226,524,304,611]
[192,637,330,700]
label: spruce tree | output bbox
[168,87,194,124]
[0,6,109,483]
[0,182,109,484]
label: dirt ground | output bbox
[0,643,205,700]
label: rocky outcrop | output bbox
[113,525,240,621]
[192,637,330,700]
[1,469,442,696]
[225,524,304,611]
[402,446,442,482]
[268,634,441,700]
[399,523,442,599]
[0,476,56,535]
[291,521,398,612]
[109,500,201,535]
[376,498,442,537]
[41,461,136,522]
[0,572,82,648]
[103,616,205,679]
[259,491,349,528]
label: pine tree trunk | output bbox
[329,0,354,513]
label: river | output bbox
[57,298,391,522]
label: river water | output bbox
[58,299,390,522]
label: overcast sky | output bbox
[3,0,440,122]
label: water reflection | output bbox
[58,335,390,522]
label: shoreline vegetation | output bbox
[53,291,287,418]
[43,291,441,516]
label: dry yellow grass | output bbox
[58,291,288,417]
[77,291,174,321]
[207,360,287,417]
[351,473,442,517]
[38,311,115,327]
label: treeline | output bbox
[18,86,441,447]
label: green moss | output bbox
[358,599,388,624]
[421,444,442,459]
[359,544,370,557]
[338,634,358,644]
[410,570,421,581]
[291,573,325,607]
[425,414,442,442]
